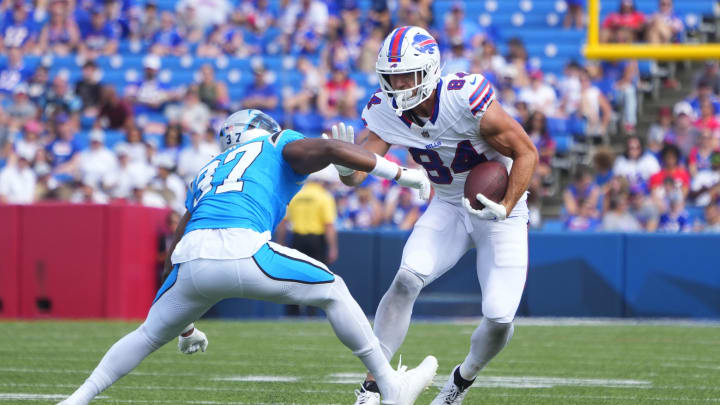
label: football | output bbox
[464,161,509,210]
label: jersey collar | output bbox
[390,79,443,128]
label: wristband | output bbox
[369,154,400,180]
[180,323,195,337]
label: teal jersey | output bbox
[184,130,308,235]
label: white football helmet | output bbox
[376,26,441,115]
[218,109,281,151]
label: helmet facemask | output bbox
[377,49,440,116]
[219,109,281,151]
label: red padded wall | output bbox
[19,204,106,318]
[3,204,171,319]
[105,205,169,319]
[0,206,20,317]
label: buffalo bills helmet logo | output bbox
[412,33,437,54]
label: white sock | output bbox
[459,318,514,380]
[63,325,164,404]
[355,339,399,400]
[322,278,399,400]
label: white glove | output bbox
[396,168,432,201]
[321,123,355,176]
[178,327,208,355]
[463,193,507,221]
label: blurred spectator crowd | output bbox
[559,62,720,233]
[0,0,717,232]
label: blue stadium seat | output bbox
[142,111,167,123]
[75,131,91,151]
[498,28,585,43]
[50,55,79,69]
[117,40,146,55]
[154,0,176,11]
[540,219,565,232]
[80,115,96,130]
[567,116,586,135]
[102,130,126,149]
[547,117,568,135]
[48,68,82,83]
[686,205,706,223]
[163,70,196,86]
[554,134,573,154]
[293,112,324,135]
[638,61,653,77]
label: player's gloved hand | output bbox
[463,193,507,221]
[321,123,355,177]
[178,324,208,355]
[396,168,431,201]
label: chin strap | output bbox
[393,93,405,116]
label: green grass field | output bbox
[1,320,719,404]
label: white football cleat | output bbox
[430,365,474,405]
[353,385,381,405]
[385,355,438,405]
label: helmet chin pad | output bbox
[379,70,433,115]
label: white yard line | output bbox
[211,376,300,382]
[0,393,108,401]
[483,392,720,402]
[327,373,652,389]
[0,383,344,395]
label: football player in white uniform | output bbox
[327,26,538,405]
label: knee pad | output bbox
[485,319,513,332]
[478,319,514,343]
[482,297,519,324]
[390,268,424,299]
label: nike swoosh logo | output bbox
[469,77,477,85]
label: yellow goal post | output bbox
[583,0,720,60]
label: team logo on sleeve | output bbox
[412,33,438,54]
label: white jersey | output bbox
[362,72,519,205]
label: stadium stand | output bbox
[0,0,719,234]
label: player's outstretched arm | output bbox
[322,125,392,187]
[478,101,539,215]
[283,137,430,199]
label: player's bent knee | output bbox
[484,318,513,332]
[138,323,169,350]
[482,295,521,324]
[315,275,350,308]
[389,268,424,298]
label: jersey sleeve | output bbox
[271,129,306,149]
[184,180,196,213]
[360,89,387,138]
[273,129,309,184]
[457,73,496,119]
